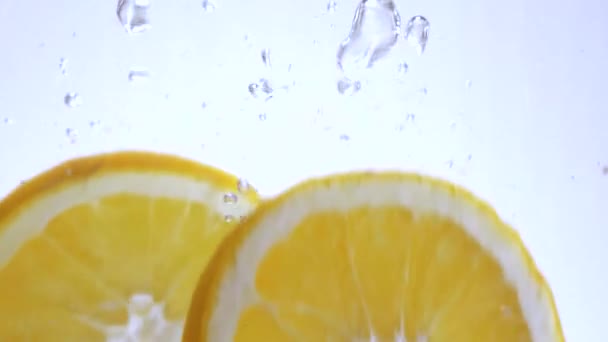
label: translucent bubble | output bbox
[59,58,68,75]
[398,62,408,74]
[64,93,82,108]
[65,128,78,143]
[201,0,216,12]
[237,178,250,193]
[248,79,273,99]
[336,0,401,83]
[128,69,150,82]
[258,113,267,121]
[117,0,151,34]
[339,134,350,141]
[223,192,238,204]
[404,15,430,55]
[261,48,271,67]
[337,78,361,95]
[327,0,337,13]
[2,118,15,125]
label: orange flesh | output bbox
[235,206,531,341]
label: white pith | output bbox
[0,171,258,341]
[207,178,559,341]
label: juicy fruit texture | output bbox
[184,172,564,341]
[0,151,259,341]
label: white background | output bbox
[1,0,606,340]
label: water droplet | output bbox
[117,0,151,34]
[339,134,350,141]
[398,62,408,74]
[337,78,361,95]
[59,58,68,75]
[201,0,216,12]
[128,69,150,82]
[64,93,82,108]
[261,49,271,67]
[258,113,267,121]
[404,15,429,55]
[336,0,401,81]
[224,215,235,223]
[237,178,250,193]
[223,192,238,204]
[326,0,337,13]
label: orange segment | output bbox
[184,172,564,341]
[0,151,260,341]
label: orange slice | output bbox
[184,172,564,341]
[0,151,260,341]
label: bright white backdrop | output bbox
[1,0,606,340]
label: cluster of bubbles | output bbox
[335,0,430,95]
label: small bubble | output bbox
[406,113,415,121]
[128,69,150,82]
[223,192,238,204]
[65,128,78,143]
[89,120,101,127]
[398,62,408,74]
[261,48,271,67]
[465,79,472,88]
[201,102,207,109]
[248,79,273,98]
[59,58,68,75]
[337,78,361,95]
[339,134,350,141]
[326,0,337,13]
[64,93,82,108]
[224,215,235,223]
[117,0,151,34]
[418,87,428,96]
[258,113,267,121]
[201,0,216,12]
[336,0,401,81]
[405,15,430,55]
[447,160,454,168]
[237,178,250,193]
[2,118,15,125]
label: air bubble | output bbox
[258,113,267,121]
[237,178,250,193]
[201,0,216,12]
[337,78,361,95]
[64,93,82,108]
[261,49,271,67]
[336,0,401,90]
[128,69,150,82]
[117,0,151,34]
[248,79,273,99]
[404,15,430,55]
[59,58,68,75]
[326,0,337,13]
[223,192,238,204]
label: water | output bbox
[336,0,401,89]
[404,15,430,55]
[64,93,82,108]
[117,0,151,34]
